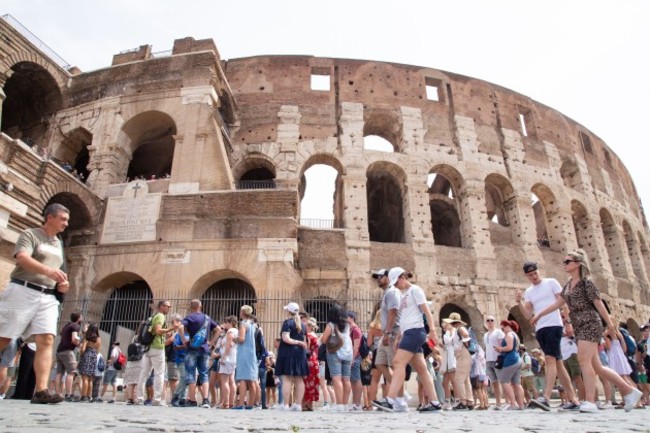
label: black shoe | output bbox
[558,401,580,412]
[372,398,395,412]
[31,390,64,404]
[452,402,468,410]
[529,397,551,411]
[185,400,198,407]
[418,402,442,412]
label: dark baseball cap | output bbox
[371,269,389,279]
[523,261,538,273]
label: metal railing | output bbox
[236,180,277,190]
[1,14,71,70]
[152,49,173,58]
[58,295,380,343]
[299,218,345,229]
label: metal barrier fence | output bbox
[235,180,277,190]
[58,295,381,344]
[298,218,345,229]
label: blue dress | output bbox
[275,318,309,377]
[235,320,258,381]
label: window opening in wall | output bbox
[519,113,528,137]
[531,193,549,248]
[300,164,338,228]
[427,174,454,199]
[604,150,612,167]
[579,131,593,154]
[425,77,442,101]
[311,74,330,91]
[363,135,394,153]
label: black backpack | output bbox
[137,316,155,346]
[358,334,370,359]
[127,342,145,362]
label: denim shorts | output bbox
[184,349,209,385]
[398,328,426,354]
[535,326,563,360]
[102,368,118,385]
[326,352,351,378]
[350,357,362,382]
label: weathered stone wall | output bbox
[0,16,648,342]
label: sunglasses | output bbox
[562,259,576,265]
[486,319,494,322]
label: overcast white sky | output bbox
[3,0,649,225]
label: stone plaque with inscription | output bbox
[100,181,162,244]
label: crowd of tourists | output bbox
[0,202,648,413]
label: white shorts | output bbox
[0,282,60,339]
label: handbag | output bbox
[326,324,344,353]
[494,352,506,369]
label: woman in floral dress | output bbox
[302,318,320,411]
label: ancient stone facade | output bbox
[0,17,648,342]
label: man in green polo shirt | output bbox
[136,300,174,406]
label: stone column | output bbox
[274,105,301,191]
[87,146,131,197]
[505,194,541,259]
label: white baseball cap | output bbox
[388,267,406,287]
[283,302,300,314]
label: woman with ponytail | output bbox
[531,249,642,412]
[275,302,308,411]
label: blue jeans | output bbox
[259,365,267,407]
[173,362,187,400]
[184,350,209,386]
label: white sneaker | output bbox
[598,401,613,410]
[278,404,290,411]
[579,401,598,413]
[290,403,302,412]
[623,389,642,412]
[349,404,362,412]
[394,401,409,412]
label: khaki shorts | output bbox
[56,350,77,374]
[375,339,395,367]
[563,354,581,380]
[521,375,535,393]
[0,283,59,339]
[167,361,180,381]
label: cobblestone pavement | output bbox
[0,400,647,433]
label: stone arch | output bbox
[0,51,69,89]
[531,183,564,252]
[622,220,645,282]
[304,296,336,331]
[1,60,63,146]
[367,161,407,243]
[571,200,598,266]
[484,173,516,226]
[233,154,276,189]
[599,209,626,278]
[560,158,583,192]
[52,127,92,183]
[428,165,463,248]
[117,110,177,182]
[38,180,102,225]
[189,270,257,322]
[363,108,402,152]
[363,135,394,153]
[43,192,94,247]
[298,154,345,226]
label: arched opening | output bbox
[363,135,394,153]
[531,184,564,252]
[560,159,583,192]
[363,109,401,152]
[235,157,276,189]
[54,127,92,183]
[44,193,93,247]
[200,278,257,322]
[1,62,62,147]
[428,172,461,247]
[118,111,177,182]
[599,209,625,278]
[299,155,344,229]
[485,173,518,246]
[623,221,644,281]
[571,200,598,266]
[304,296,336,331]
[439,303,472,328]
[367,162,406,243]
[99,280,154,343]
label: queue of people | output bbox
[0,203,648,414]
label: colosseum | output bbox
[0,16,648,346]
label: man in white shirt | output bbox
[483,315,505,408]
[515,261,580,411]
